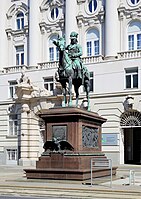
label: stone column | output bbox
[28,0,41,66]
[0,1,7,69]
[105,0,119,58]
[19,104,30,166]
[120,128,124,164]
[65,0,78,45]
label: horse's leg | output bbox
[74,84,79,107]
[68,76,72,107]
[85,81,90,111]
[62,83,67,107]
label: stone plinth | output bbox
[25,107,116,180]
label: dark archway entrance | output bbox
[120,110,141,164]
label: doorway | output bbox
[124,127,141,164]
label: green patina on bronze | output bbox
[53,32,90,111]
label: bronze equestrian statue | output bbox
[53,32,90,111]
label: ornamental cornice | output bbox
[77,10,105,27]
[6,2,28,19]
[77,0,86,4]
[40,0,63,12]
[39,18,64,34]
[5,27,28,40]
[118,5,141,20]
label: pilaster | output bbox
[65,0,78,45]
[0,0,8,69]
[105,0,119,58]
[28,0,41,66]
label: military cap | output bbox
[70,31,78,39]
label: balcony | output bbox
[117,50,141,59]
[2,50,141,74]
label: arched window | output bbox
[86,29,100,56]
[49,35,59,61]
[88,0,97,13]
[128,21,141,50]
[16,12,24,30]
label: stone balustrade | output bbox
[118,50,141,59]
[2,51,141,74]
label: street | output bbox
[0,196,70,199]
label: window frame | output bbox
[86,29,100,57]
[88,0,98,13]
[125,67,138,89]
[7,149,17,161]
[8,114,18,136]
[16,12,24,30]
[127,0,140,6]
[128,33,141,50]
[8,80,17,98]
[48,35,59,62]
[43,76,55,94]
[16,45,24,65]
[51,7,59,21]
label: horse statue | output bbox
[53,36,90,111]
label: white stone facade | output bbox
[0,0,141,166]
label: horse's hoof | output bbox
[62,102,66,107]
[68,102,72,107]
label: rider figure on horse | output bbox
[66,32,83,79]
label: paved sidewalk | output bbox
[0,165,141,198]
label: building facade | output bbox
[0,0,141,166]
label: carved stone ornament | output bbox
[40,0,63,11]
[82,126,98,148]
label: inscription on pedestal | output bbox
[82,126,98,148]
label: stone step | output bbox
[116,164,141,177]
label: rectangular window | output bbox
[94,40,99,55]
[125,68,138,89]
[9,80,17,98]
[44,77,54,93]
[7,149,17,161]
[9,114,18,136]
[49,47,54,61]
[87,41,92,56]
[137,34,141,49]
[16,46,24,65]
[128,35,134,50]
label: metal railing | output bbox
[129,170,135,185]
[91,158,112,187]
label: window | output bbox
[16,12,24,30]
[89,72,94,92]
[16,46,24,65]
[125,68,138,89]
[44,77,54,93]
[51,7,59,20]
[88,0,97,13]
[128,21,141,50]
[9,114,18,136]
[130,0,140,5]
[9,80,17,98]
[7,149,17,161]
[49,35,59,61]
[86,29,100,56]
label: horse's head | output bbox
[53,36,66,51]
